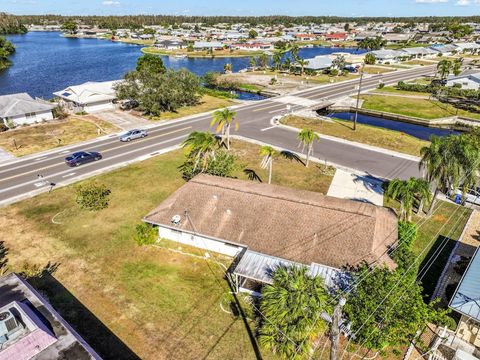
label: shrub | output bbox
[133,223,158,245]
[378,82,385,89]
[0,123,8,132]
[398,221,417,249]
[180,150,237,181]
[75,183,111,211]
[53,105,68,119]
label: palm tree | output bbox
[297,58,309,76]
[436,59,452,80]
[290,44,300,61]
[210,108,238,150]
[385,177,432,222]
[260,145,277,184]
[249,56,257,70]
[272,49,284,71]
[283,57,292,73]
[258,53,269,70]
[420,136,461,215]
[258,265,330,359]
[297,128,320,167]
[181,131,219,171]
[331,54,346,75]
[452,58,463,76]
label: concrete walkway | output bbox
[327,169,384,206]
[95,110,153,130]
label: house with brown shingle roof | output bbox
[144,174,398,294]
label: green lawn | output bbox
[0,140,333,360]
[282,115,429,156]
[372,86,431,97]
[361,94,480,120]
[384,198,472,299]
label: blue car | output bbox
[65,151,102,167]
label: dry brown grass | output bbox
[0,115,118,157]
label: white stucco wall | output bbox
[8,110,54,126]
[158,226,242,257]
[84,101,115,113]
[447,78,480,90]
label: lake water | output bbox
[328,112,460,141]
[1,31,364,99]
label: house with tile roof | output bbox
[144,174,398,294]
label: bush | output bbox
[75,183,111,211]
[180,150,237,181]
[133,223,158,245]
[398,221,418,249]
[378,82,385,89]
[53,105,68,119]
[0,123,8,132]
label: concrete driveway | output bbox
[327,169,384,206]
[95,110,153,130]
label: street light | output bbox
[353,63,365,131]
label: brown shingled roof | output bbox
[144,174,398,269]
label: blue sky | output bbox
[2,0,480,16]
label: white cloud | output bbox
[102,0,120,5]
[456,0,480,4]
[415,0,448,3]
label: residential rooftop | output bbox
[144,174,398,269]
[0,273,100,360]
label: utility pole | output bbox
[353,63,365,131]
[330,298,346,360]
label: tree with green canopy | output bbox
[181,131,219,171]
[259,265,331,359]
[385,177,432,221]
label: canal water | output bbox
[328,112,460,141]
[1,31,364,99]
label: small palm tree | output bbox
[210,108,238,150]
[181,131,219,171]
[223,63,232,73]
[297,59,309,76]
[385,177,432,222]
[260,145,277,184]
[290,44,300,61]
[283,57,292,73]
[259,265,330,359]
[297,128,320,167]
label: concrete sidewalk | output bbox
[0,148,15,164]
[327,169,384,206]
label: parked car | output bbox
[120,100,139,111]
[65,151,102,167]
[450,187,480,206]
[119,129,148,142]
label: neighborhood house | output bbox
[0,273,100,360]
[0,93,55,126]
[144,175,398,294]
[53,80,118,113]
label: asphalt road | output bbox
[0,66,435,206]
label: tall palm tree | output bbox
[452,58,463,76]
[297,59,309,76]
[420,136,461,215]
[258,265,330,359]
[436,59,452,80]
[181,131,219,171]
[272,49,284,71]
[290,44,300,61]
[297,128,320,167]
[385,177,432,222]
[210,108,238,150]
[260,145,277,184]
[283,57,292,73]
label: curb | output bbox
[0,144,181,208]
[277,122,421,162]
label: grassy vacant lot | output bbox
[361,94,480,120]
[0,140,333,360]
[372,86,431,97]
[0,116,118,157]
[142,46,264,58]
[363,65,396,74]
[282,115,428,156]
[150,95,235,121]
[384,198,472,298]
[250,70,359,84]
[403,59,438,66]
